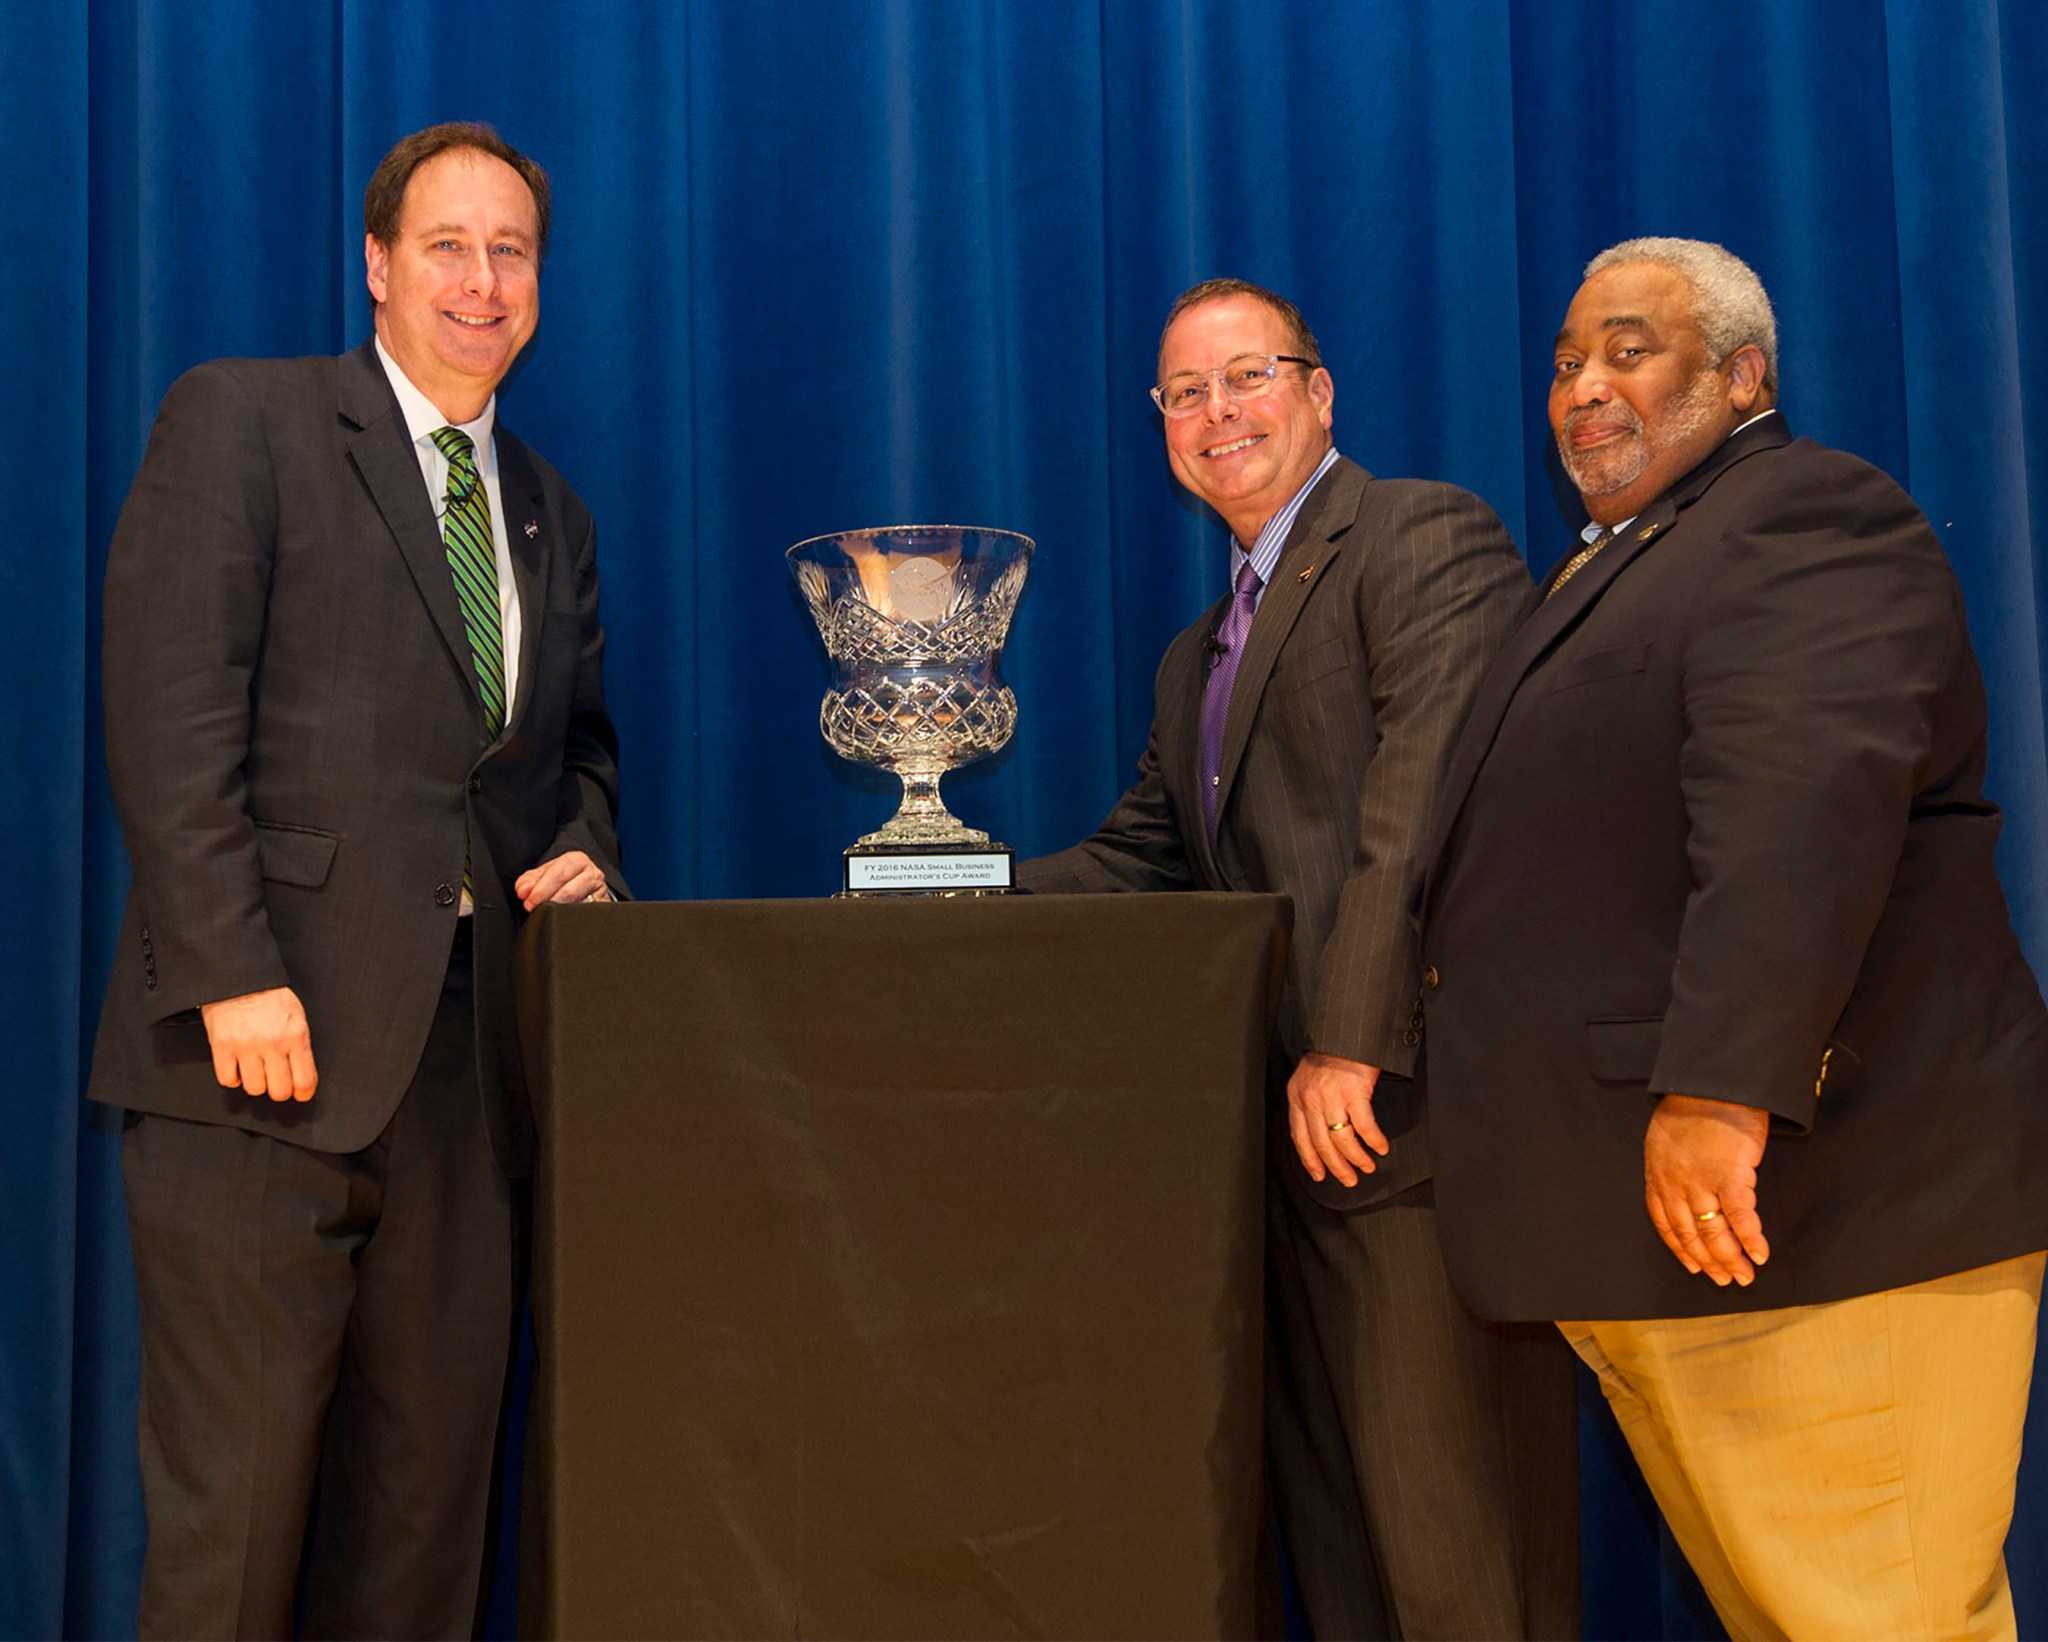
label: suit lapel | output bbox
[493,430,550,736]
[1214,458,1363,826]
[1419,414,1794,915]
[338,344,491,730]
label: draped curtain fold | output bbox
[5,2,2041,1635]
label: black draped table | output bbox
[514,892,1290,1639]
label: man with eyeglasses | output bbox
[1020,279,1578,1638]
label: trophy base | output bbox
[842,840,1017,897]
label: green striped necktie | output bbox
[430,425,507,736]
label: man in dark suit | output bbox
[1422,236,2048,1638]
[92,122,624,1637]
[1023,279,1578,1639]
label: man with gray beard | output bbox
[1418,237,2048,1639]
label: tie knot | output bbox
[432,427,479,506]
[1233,561,1263,601]
[431,425,478,471]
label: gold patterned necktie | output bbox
[1545,527,1614,601]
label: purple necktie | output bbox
[1200,559,1264,839]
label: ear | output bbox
[1309,365,1335,429]
[1724,344,1767,412]
[364,233,389,305]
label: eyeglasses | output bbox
[1152,353,1315,417]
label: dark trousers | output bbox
[122,936,520,1640]
[1264,1176,1581,1640]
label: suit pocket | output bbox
[531,599,588,673]
[1271,635,1352,697]
[1585,1015,1663,1082]
[1546,642,1650,694]
[253,821,338,888]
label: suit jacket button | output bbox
[1423,964,1441,989]
[467,774,482,793]
[1401,1029,1420,1047]
[434,883,458,906]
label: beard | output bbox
[1557,366,1727,498]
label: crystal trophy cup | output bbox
[787,525,1032,895]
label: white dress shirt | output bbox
[374,337,524,710]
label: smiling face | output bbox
[365,147,541,423]
[1549,261,1767,526]
[1157,293,1335,544]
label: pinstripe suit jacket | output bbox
[1022,456,1530,1209]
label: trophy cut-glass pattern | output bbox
[788,525,1033,847]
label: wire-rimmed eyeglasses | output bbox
[1151,353,1315,417]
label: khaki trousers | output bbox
[1562,1252,2044,1642]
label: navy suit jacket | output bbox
[1422,414,2048,1319]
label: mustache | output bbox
[1563,401,1643,442]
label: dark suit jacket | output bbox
[91,341,624,1176]
[1421,414,2048,1320]
[1023,455,1530,1209]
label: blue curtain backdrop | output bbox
[4,0,2043,1634]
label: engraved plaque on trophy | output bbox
[787,525,1032,895]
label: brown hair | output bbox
[364,121,552,262]
[1158,278,1323,369]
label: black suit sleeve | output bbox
[103,363,293,1020]
[1651,451,1958,1126]
[1019,657,1198,896]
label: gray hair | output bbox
[1584,237,1778,397]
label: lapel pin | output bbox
[1637,524,1659,542]
[1297,564,1315,583]
[524,520,540,539]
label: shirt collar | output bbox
[1577,408,1783,544]
[375,336,497,470]
[1230,445,1341,587]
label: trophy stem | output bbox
[856,761,991,847]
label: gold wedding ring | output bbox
[1695,1208,1722,1224]
[1329,1119,1352,1134]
